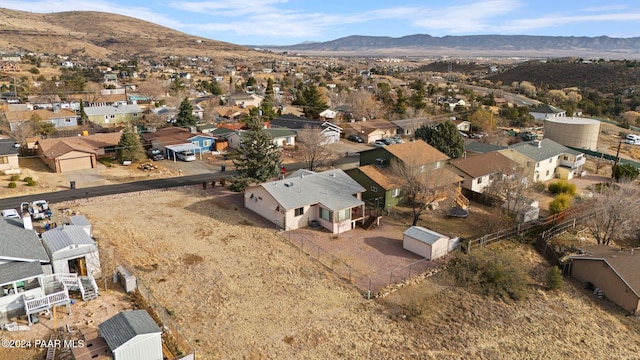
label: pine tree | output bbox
[175,97,197,127]
[116,128,145,162]
[293,84,328,119]
[232,118,282,189]
[260,79,277,122]
[414,120,465,159]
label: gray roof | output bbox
[41,225,97,260]
[99,310,161,350]
[465,141,507,154]
[403,226,448,245]
[257,169,365,211]
[0,218,49,262]
[0,261,43,285]
[83,104,142,116]
[530,104,565,114]
[508,138,582,162]
[0,139,20,156]
[69,215,91,227]
[271,114,323,129]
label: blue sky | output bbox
[3,0,640,45]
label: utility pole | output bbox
[612,140,622,179]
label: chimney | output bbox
[189,126,197,134]
[532,140,541,148]
[21,212,33,231]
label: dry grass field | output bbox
[50,187,640,359]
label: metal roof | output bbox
[0,218,49,262]
[403,226,448,245]
[41,225,97,260]
[0,261,43,285]
[508,138,582,162]
[83,104,142,116]
[99,310,162,350]
[258,169,365,211]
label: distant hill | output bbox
[265,34,640,58]
[0,8,258,60]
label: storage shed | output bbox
[41,225,101,278]
[69,215,92,237]
[403,226,450,260]
[99,310,163,360]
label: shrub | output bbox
[547,180,577,195]
[219,178,226,186]
[23,176,33,182]
[9,174,20,181]
[227,177,249,192]
[26,179,37,186]
[549,194,574,214]
[613,163,639,182]
[545,266,563,290]
[448,248,530,301]
[8,182,16,188]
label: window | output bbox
[0,156,8,164]
[294,207,304,216]
[320,208,331,221]
[110,114,115,119]
[335,208,350,222]
[203,140,211,147]
[477,177,483,184]
[549,158,553,163]
[65,118,72,123]
[370,186,378,193]
[192,141,199,147]
[546,170,550,176]
[391,188,400,197]
[133,113,139,117]
[563,156,569,161]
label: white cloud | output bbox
[502,12,640,33]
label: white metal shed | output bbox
[41,225,101,278]
[403,226,450,260]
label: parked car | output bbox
[625,134,640,145]
[146,148,165,161]
[348,134,364,143]
[1,209,19,219]
[20,200,52,220]
[391,135,404,144]
[381,138,395,145]
[373,140,387,148]
[176,150,196,162]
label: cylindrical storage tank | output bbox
[544,117,600,150]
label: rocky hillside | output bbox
[0,8,259,60]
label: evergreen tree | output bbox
[260,79,278,122]
[175,97,197,127]
[293,84,328,119]
[393,88,407,116]
[232,118,282,189]
[414,120,465,159]
[116,128,145,162]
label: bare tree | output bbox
[137,76,167,106]
[296,126,336,171]
[391,157,461,226]
[588,182,640,246]
[483,171,530,214]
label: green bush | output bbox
[8,182,16,188]
[26,180,37,187]
[227,177,248,192]
[547,180,577,195]
[448,248,530,301]
[9,174,20,181]
[23,176,33,182]
[612,164,640,182]
[545,266,563,290]
[549,194,574,214]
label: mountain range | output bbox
[1,8,639,60]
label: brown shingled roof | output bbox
[384,140,449,167]
[37,133,122,159]
[572,245,640,297]
[449,152,520,178]
[142,127,213,146]
[358,165,402,190]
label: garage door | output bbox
[59,156,92,172]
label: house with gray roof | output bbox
[245,169,366,233]
[0,138,21,175]
[499,138,585,182]
[83,103,142,126]
[41,225,101,279]
[99,310,162,360]
[227,128,297,149]
[530,103,567,121]
[270,114,342,144]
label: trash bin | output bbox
[221,165,226,172]
[70,181,76,189]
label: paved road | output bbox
[0,157,359,210]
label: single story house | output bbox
[449,152,521,194]
[83,103,142,126]
[141,127,216,160]
[270,114,342,144]
[245,169,366,234]
[99,310,163,360]
[570,245,640,314]
[35,132,122,173]
[5,108,79,132]
[0,138,20,175]
[403,226,450,260]
[227,129,296,150]
[41,225,102,279]
[344,119,397,144]
[530,104,566,121]
[391,117,431,137]
[224,92,263,108]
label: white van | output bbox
[625,134,640,145]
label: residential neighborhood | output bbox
[1,13,640,359]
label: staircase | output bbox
[361,215,379,230]
[454,187,470,209]
[79,276,98,301]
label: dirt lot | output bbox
[24,186,637,359]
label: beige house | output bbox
[571,245,640,314]
[244,169,366,234]
[0,139,20,175]
[35,133,122,173]
[345,119,397,144]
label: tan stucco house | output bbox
[35,133,122,173]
